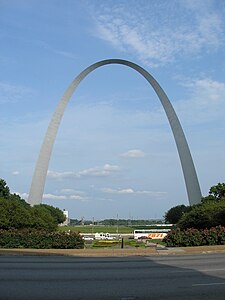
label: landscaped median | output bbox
[1,244,225,257]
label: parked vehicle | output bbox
[83,236,94,241]
[95,232,114,240]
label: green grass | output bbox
[88,239,165,249]
[58,225,133,234]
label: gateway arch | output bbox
[28,59,202,206]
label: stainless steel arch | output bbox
[28,59,202,206]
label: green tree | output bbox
[209,183,225,200]
[0,199,10,229]
[31,205,56,231]
[0,178,68,231]
[202,183,225,202]
[39,204,66,225]
[0,179,10,199]
[0,197,33,229]
[164,205,191,224]
[178,200,225,229]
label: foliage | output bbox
[163,183,225,231]
[0,179,10,199]
[163,226,225,247]
[0,229,84,249]
[39,204,66,224]
[69,218,164,226]
[101,219,164,226]
[164,205,191,224]
[209,183,225,200]
[0,178,66,231]
[202,182,225,202]
[178,200,225,229]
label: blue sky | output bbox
[0,0,225,220]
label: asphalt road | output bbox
[0,253,225,300]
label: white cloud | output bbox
[12,171,19,176]
[100,187,167,198]
[176,77,225,123]
[60,188,84,195]
[43,193,87,202]
[101,188,134,194]
[47,170,78,180]
[91,1,224,67]
[16,191,87,202]
[47,164,121,180]
[69,195,86,201]
[16,192,29,200]
[121,149,145,158]
[79,164,121,177]
[0,82,33,104]
[43,194,67,200]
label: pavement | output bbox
[1,244,225,256]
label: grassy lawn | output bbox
[85,239,166,248]
[58,225,133,234]
[91,239,146,248]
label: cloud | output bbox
[16,192,29,200]
[43,194,67,200]
[0,82,33,104]
[121,149,145,158]
[12,171,20,176]
[47,164,121,180]
[79,164,121,177]
[176,77,225,123]
[16,189,88,202]
[43,193,88,202]
[69,195,86,201]
[47,171,78,180]
[91,0,224,67]
[60,188,84,195]
[100,187,167,198]
[54,50,78,60]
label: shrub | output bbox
[163,226,225,247]
[0,229,84,249]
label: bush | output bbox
[163,226,225,247]
[0,229,84,249]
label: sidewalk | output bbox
[1,245,225,257]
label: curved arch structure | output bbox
[28,59,202,206]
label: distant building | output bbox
[60,209,69,226]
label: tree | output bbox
[39,204,66,225]
[0,197,33,229]
[209,183,225,200]
[164,205,191,224]
[178,200,225,229]
[0,178,66,231]
[0,179,10,199]
[202,183,225,202]
[31,205,56,231]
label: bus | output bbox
[133,224,174,240]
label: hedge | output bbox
[0,229,84,249]
[163,226,225,247]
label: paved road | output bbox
[0,253,225,299]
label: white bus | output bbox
[133,224,174,240]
